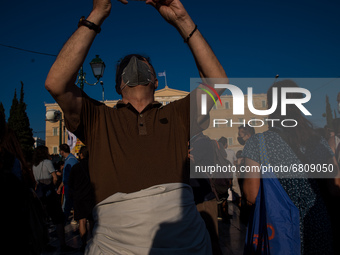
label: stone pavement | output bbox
[42,201,246,255]
[219,202,247,255]
[42,221,83,255]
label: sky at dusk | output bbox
[0,0,339,138]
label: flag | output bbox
[67,130,77,152]
[158,71,166,77]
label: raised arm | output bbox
[146,0,227,116]
[45,0,112,122]
[146,0,227,80]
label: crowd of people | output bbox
[1,0,340,254]
[0,113,96,254]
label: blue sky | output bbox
[0,0,339,138]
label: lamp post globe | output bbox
[77,55,105,91]
[90,55,106,80]
[45,109,61,123]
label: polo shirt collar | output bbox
[116,100,162,112]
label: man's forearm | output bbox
[175,16,227,115]
[45,12,104,98]
[45,5,110,119]
[176,17,227,82]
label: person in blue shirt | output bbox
[57,143,78,222]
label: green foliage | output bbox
[7,81,34,161]
[8,89,19,126]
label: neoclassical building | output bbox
[45,86,268,154]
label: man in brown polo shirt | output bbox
[45,0,227,253]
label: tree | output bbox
[8,89,19,131]
[0,102,5,119]
[8,82,35,161]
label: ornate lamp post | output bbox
[76,55,106,92]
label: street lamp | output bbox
[76,55,106,92]
[90,55,105,79]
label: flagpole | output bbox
[164,71,168,87]
[158,71,168,88]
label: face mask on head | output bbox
[120,56,154,91]
[237,136,246,146]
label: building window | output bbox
[238,118,245,126]
[53,146,58,154]
[53,127,58,136]
[249,118,257,126]
[249,118,265,127]
[228,137,233,146]
[262,100,266,108]
[225,101,230,109]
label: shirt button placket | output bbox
[138,113,147,135]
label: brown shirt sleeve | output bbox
[64,90,104,144]
[170,89,210,139]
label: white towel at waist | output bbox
[86,183,212,255]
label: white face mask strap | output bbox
[120,71,129,91]
[120,83,128,91]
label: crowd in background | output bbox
[0,110,95,254]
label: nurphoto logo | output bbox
[200,83,312,128]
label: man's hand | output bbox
[93,0,112,16]
[89,0,112,26]
[145,0,189,27]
